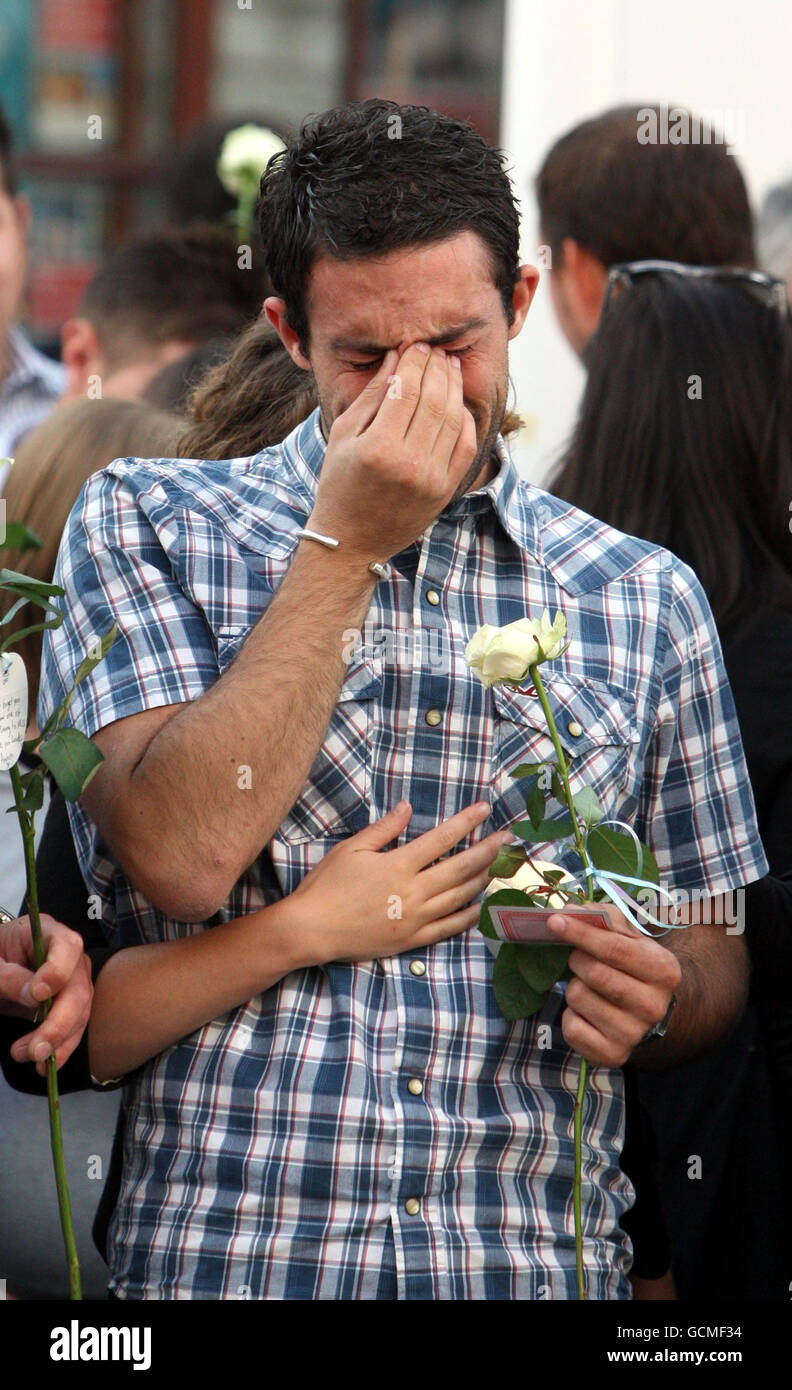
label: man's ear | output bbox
[60,317,104,401]
[507,264,541,341]
[558,238,609,333]
[264,297,312,371]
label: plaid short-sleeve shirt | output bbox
[39,410,767,1300]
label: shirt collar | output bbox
[276,407,541,560]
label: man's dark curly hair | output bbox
[256,99,521,354]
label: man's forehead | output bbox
[305,231,500,343]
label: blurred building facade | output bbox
[0,0,505,352]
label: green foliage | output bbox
[1,553,118,800]
[586,825,659,894]
[487,843,527,879]
[513,816,575,843]
[571,787,604,826]
[550,766,565,802]
[510,762,546,780]
[0,522,43,552]
[493,944,548,1020]
[38,728,104,803]
[480,888,572,1020]
[516,942,571,993]
[0,568,65,657]
[525,777,547,828]
[15,765,46,813]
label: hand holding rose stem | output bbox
[2,532,117,1298]
[9,762,81,1300]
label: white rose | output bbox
[217,124,286,197]
[465,609,567,688]
[463,622,498,672]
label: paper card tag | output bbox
[487,904,611,943]
[0,652,28,771]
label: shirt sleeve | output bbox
[635,561,769,896]
[38,466,220,741]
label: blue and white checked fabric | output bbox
[39,409,768,1300]
[0,325,64,489]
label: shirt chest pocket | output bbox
[488,673,638,833]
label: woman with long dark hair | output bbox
[551,262,792,1299]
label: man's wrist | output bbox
[292,529,382,592]
[297,526,388,579]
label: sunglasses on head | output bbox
[600,259,790,321]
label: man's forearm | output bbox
[632,921,749,1068]
[113,541,378,919]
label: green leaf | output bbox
[510,762,546,780]
[550,766,565,802]
[0,568,64,598]
[38,727,104,802]
[0,522,43,552]
[478,886,537,939]
[493,944,548,1020]
[572,786,604,826]
[586,825,659,891]
[488,843,527,879]
[541,869,566,886]
[0,569,64,656]
[525,777,547,829]
[0,594,31,625]
[513,816,575,844]
[16,767,45,813]
[515,942,571,993]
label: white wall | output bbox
[501,0,792,483]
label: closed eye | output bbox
[344,345,475,371]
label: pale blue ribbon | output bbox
[555,818,684,940]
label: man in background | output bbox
[535,104,755,358]
[59,223,268,405]
[0,103,64,492]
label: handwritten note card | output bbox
[0,653,28,771]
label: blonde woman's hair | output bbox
[1,397,183,718]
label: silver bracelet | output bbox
[296,527,387,579]
[296,527,339,550]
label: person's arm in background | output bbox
[0,782,115,1090]
[0,910,92,1070]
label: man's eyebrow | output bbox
[330,318,488,354]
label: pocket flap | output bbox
[491,672,637,754]
[338,654,382,703]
